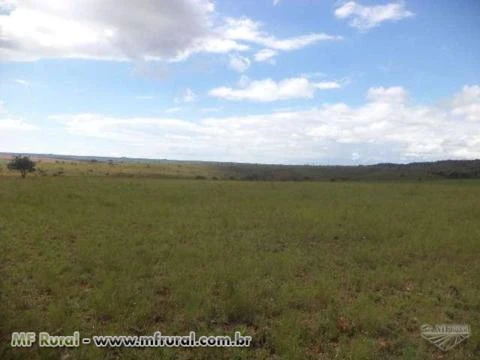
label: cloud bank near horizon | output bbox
[1,85,479,164]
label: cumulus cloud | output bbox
[0,0,341,63]
[228,54,251,72]
[209,77,342,102]
[0,0,215,61]
[451,85,480,122]
[335,1,414,30]
[42,86,480,164]
[367,86,408,103]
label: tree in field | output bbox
[7,156,36,178]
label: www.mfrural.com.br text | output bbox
[11,331,252,348]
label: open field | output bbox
[0,158,225,180]
[1,176,480,359]
[1,154,480,181]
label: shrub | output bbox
[7,156,36,178]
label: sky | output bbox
[0,0,479,165]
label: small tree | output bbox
[7,156,36,178]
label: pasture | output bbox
[1,175,479,359]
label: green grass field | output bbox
[1,176,479,359]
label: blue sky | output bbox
[0,0,479,164]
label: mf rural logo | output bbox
[420,324,471,351]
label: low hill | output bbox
[1,153,479,181]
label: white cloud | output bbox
[228,54,251,72]
[222,17,342,50]
[335,1,414,30]
[175,88,196,103]
[0,117,37,131]
[0,0,216,61]
[314,81,342,90]
[14,79,31,86]
[0,99,37,131]
[273,0,281,6]
[254,48,278,63]
[0,0,341,62]
[170,37,249,62]
[367,86,408,103]
[451,85,480,122]
[209,77,342,102]
[40,85,480,164]
[212,17,341,66]
[265,33,340,51]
